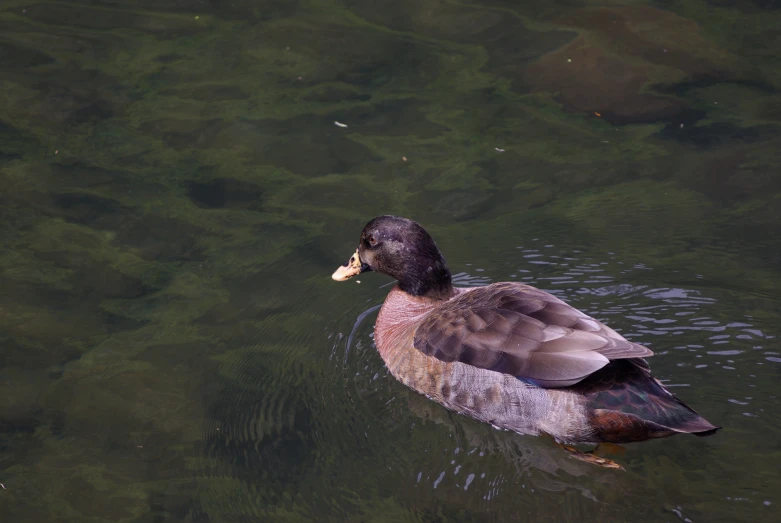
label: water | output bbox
[1,0,780,521]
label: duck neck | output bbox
[396,260,454,301]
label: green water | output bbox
[1,0,781,521]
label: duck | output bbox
[332,215,720,468]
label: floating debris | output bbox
[494,147,505,152]
[402,156,408,162]
[334,121,348,128]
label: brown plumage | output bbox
[332,216,720,453]
[413,282,652,387]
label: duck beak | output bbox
[332,249,370,281]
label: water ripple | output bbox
[325,241,780,512]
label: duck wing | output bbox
[413,282,653,387]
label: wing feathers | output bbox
[413,282,653,387]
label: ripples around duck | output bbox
[199,243,779,520]
[323,243,779,514]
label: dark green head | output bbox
[332,215,454,300]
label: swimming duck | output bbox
[332,216,719,468]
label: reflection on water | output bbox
[2,0,781,521]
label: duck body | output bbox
[375,284,717,444]
[333,216,719,446]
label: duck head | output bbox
[332,215,454,300]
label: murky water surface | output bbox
[2,0,781,521]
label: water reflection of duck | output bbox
[332,216,720,469]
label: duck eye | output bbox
[367,235,378,246]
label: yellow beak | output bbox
[332,249,362,281]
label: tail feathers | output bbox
[641,381,721,438]
[668,408,721,437]
[578,359,721,443]
[589,408,720,443]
